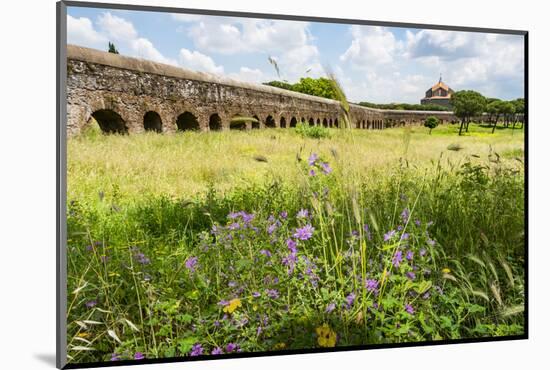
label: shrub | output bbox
[295,121,330,139]
[424,116,440,134]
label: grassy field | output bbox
[66,123,525,364]
[68,123,524,200]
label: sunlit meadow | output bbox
[66,123,525,363]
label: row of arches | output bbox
[89,109,386,134]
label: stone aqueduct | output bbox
[66,45,457,136]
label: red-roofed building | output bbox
[421,76,454,108]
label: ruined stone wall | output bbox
[66,45,456,136]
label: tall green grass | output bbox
[66,127,524,363]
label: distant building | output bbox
[421,76,454,108]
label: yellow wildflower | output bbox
[316,323,337,347]
[223,298,242,314]
[442,268,451,274]
[274,342,286,350]
[77,332,90,338]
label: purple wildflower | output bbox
[363,224,372,240]
[406,271,416,280]
[266,289,279,299]
[260,249,272,258]
[414,219,421,226]
[185,256,198,272]
[218,299,230,306]
[392,250,403,268]
[211,347,223,355]
[420,248,427,257]
[401,208,410,223]
[422,291,431,299]
[228,222,240,231]
[345,292,356,309]
[110,354,121,361]
[280,211,288,219]
[252,291,261,298]
[405,304,415,315]
[384,230,397,242]
[190,344,203,356]
[309,169,316,176]
[325,302,336,313]
[225,343,238,353]
[85,300,97,308]
[401,233,410,240]
[427,238,436,247]
[406,250,414,261]
[286,238,297,254]
[267,223,278,235]
[228,281,237,288]
[296,209,309,219]
[321,162,332,174]
[365,279,379,293]
[134,352,145,360]
[308,153,319,166]
[293,224,314,241]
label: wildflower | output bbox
[427,238,436,247]
[266,289,279,299]
[110,354,121,361]
[211,347,223,355]
[309,169,316,176]
[274,342,286,350]
[218,299,229,307]
[420,248,427,257]
[267,223,278,235]
[260,249,272,258]
[401,233,410,240]
[405,304,415,315]
[406,271,416,280]
[252,291,261,298]
[316,324,337,347]
[308,153,319,166]
[363,224,372,240]
[134,352,145,360]
[280,211,288,219]
[185,256,198,272]
[228,281,237,288]
[296,209,309,219]
[392,250,403,268]
[384,230,397,242]
[85,300,97,308]
[225,343,238,353]
[406,250,414,261]
[414,219,421,226]
[286,238,297,254]
[321,162,332,174]
[190,344,203,356]
[228,222,240,231]
[365,279,379,293]
[422,291,431,299]
[222,298,242,314]
[344,292,356,309]
[293,224,315,241]
[325,302,336,313]
[401,208,410,223]
[442,267,451,274]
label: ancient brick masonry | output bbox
[66,45,456,136]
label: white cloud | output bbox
[340,26,403,67]
[97,12,138,42]
[178,48,224,75]
[174,15,321,82]
[228,67,265,83]
[67,15,106,48]
[131,38,177,66]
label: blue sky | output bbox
[67,6,525,103]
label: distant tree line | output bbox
[450,90,524,135]
[357,101,449,112]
